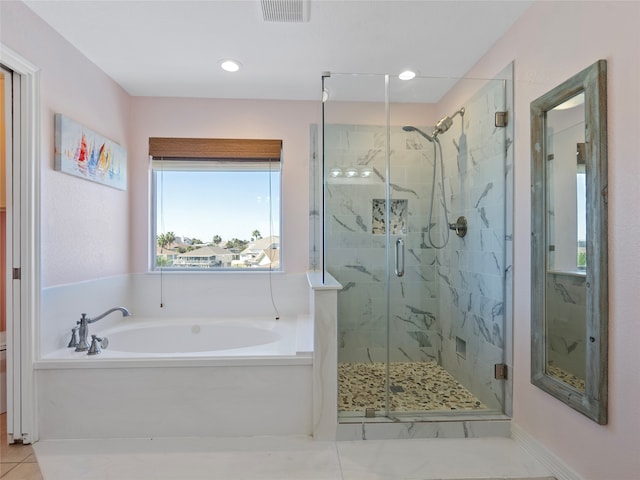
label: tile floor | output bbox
[3,412,555,480]
[0,414,43,480]
[32,435,555,480]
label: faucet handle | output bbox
[87,335,109,355]
[67,326,79,348]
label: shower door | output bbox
[384,77,442,416]
[324,72,510,419]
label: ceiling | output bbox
[23,0,533,102]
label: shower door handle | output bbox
[395,238,405,277]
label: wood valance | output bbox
[149,137,282,161]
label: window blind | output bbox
[149,137,282,162]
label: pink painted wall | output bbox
[462,2,640,478]
[0,1,131,287]
[128,96,319,274]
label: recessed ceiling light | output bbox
[220,60,241,72]
[329,167,342,178]
[345,168,358,178]
[399,70,416,81]
[360,167,372,178]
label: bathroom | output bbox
[2,1,640,479]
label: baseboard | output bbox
[512,423,583,480]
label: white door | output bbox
[1,63,22,443]
[0,67,7,416]
[0,46,40,444]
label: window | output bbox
[150,137,282,271]
[576,165,586,269]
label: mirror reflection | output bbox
[544,92,587,391]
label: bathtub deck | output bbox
[33,435,555,480]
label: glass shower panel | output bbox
[385,79,441,415]
[388,76,508,415]
[323,74,390,418]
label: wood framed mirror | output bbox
[530,60,608,424]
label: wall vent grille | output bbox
[261,0,310,22]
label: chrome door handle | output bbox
[395,238,405,277]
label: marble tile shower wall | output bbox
[325,124,440,365]
[436,80,508,411]
[545,272,586,379]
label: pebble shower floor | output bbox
[338,361,488,413]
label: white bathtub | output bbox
[35,315,314,439]
[107,319,281,354]
[41,316,305,361]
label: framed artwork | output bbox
[54,114,127,190]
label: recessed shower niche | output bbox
[372,199,407,235]
[317,67,514,422]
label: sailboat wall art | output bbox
[54,114,127,190]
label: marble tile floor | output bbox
[339,361,487,414]
[0,414,44,480]
[33,435,555,480]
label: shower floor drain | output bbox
[390,385,405,393]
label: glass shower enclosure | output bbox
[321,71,512,420]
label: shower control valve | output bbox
[449,216,468,238]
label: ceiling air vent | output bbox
[261,0,310,22]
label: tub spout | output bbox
[88,307,131,324]
[74,307,131,352]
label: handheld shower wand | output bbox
[402,105,465,249]
[402,125,434,142]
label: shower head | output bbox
[404,106,464,141]
[433,107,465,137]
[402,125,434,143]
[433,116,453,136]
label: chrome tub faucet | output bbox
[72,307,131,352]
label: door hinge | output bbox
[12,268,21,280]
[494,363,508,380]
[495,111,508,127]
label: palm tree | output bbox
[157,233,168,252]
[251,230,262,241]
[212,235,222,245]
[157,231,176,252]
[165,231,176,246]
